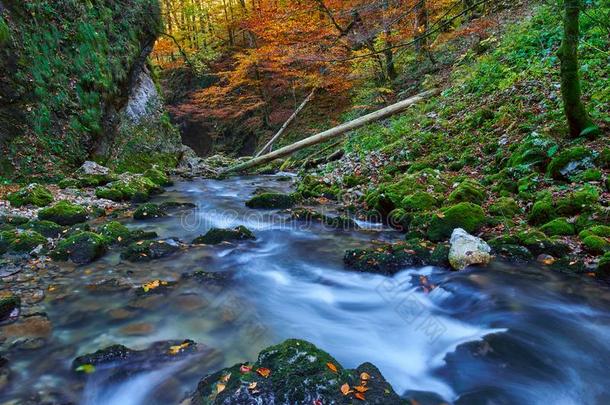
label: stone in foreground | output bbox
[189,339,406,405]
[448,228,491,270]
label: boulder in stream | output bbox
[192,226,255,245]
[189,339,405,405]
[448,228,491,270]
[245,193,296,209]
[121,238,181,262]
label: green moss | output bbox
[52,231,107,265]
[133,203,167,220]
[121,239,179,262]
[38,201,88,226]
[6,184,54,207]
[192,226,255,245]
[489,197,520,217]
[95,187,124,201]
[0,215,30,226]
[401,191,438,212]
[597,148,610,169]
[556,185,600,216]
[528,198,556,225]
[143,167,173,187]
[582,235,610,255]
[447,180,486,205]
[427,203,486,242]
[25,220,63,238]
[6,230,46,253]
[574,168,602,182]
[579,225,610,240]
[97,221,131,245]
[58,178,80,189]
[547,147,594,180]
[246,193,296,209]
[430,243,451,267]
[540,218,575,236]
[343,175,365,188]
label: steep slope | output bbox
[0,0,181,180]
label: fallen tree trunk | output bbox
[255,88,317,157]
[224,88,439,173]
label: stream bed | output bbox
[2,175,610,404]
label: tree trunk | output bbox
[558,0,595,138]
[224,89,439,173]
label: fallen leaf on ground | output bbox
[340,383,352,395]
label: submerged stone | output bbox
[133,203,167,220]
[0,295,20,323]
[51,232,107,265]
[189,339,404,405]
[121,238,180,262]
[291,208,359,230]
[192,226,255,245]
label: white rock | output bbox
[76,161,110,176]
[124,65,161,123]
[448,228,491,270]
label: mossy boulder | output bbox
[121,239,180,262]
[597,148,610,169]
[95,187,124,201]
[427,203,486,242]
[401,191,438,212]
[556,186,600,216]
[516,229,570,257]
[540,218,575,236]
[24,220,63,238]
[574,168,602,182]
[344,240,431,274]
[6,184,53,207]
[133,203,167,220]
[528,198,556,225]
[0,295,20,322]
[190,339,404,405]
[143,167,173,187]
[547,146,594,180]
[2,230,47,253]
[430,243,451,267]
[579,225,610,240]
[58,178,80,189]
[246,193,296,209]
[488,236,533,262]
[296,176,340,200]
[0,215,30,226]
[38,201,88,226]
[99,176,164,203]
[489,197,520,218]
[192,226,255,245]
[51,232,108,265]
[97,221,131,245]
[582,235,610,255]
[447,180,486,205]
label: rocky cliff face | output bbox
[0,0,181,180]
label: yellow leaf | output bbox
[360,372,370,381]
[168,341,190,355]
[340,383,351,396]
[326,362,338,373]
[216,383,226,394]
[75,364,96,374]
[354,392,366,401]
[256,367,271,378]
[354,385,369,393]
[248,382,258,390]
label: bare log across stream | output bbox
[224,88,440,173]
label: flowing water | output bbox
[2,175,610,404]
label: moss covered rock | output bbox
[121,239,180,262]
[6,184,53,207]
[58,178,80,189]
[447,180,486,205]
[582,236,610,255]
[97,221,131,245]
[143,167,173,187]
[540,218,575,236]
[528,198,556,225]
[579,225,610,240]
[547,146,594,180]
[24,220,63,238]
[516,229,570,257]
[291,208,359,230]
[0,215,30,226]
[246,193,296,209]
[507,132,557,170]
[489,197,520,218]
[556,186,600,216]
[38,201,88,226]
[401,191,438,212]
[4,230,47,253]
[192,226,255,245]
[99,176,164,203]
[95,187,124,201]
[190,339,404,405]
[427,203,486,242]
[344,240,431,274]
[597,148,610,169]
[133,203,167,220]
[51,232,107,265]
